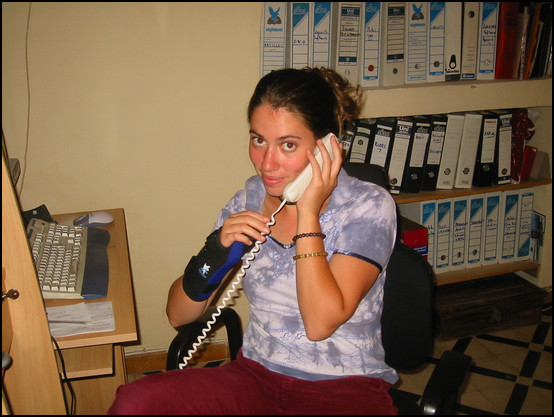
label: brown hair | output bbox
[247,67,363,138]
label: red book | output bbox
[399,216,428,259]
[519,145,537,182]
[495,2,520,79]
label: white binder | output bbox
[387,117,414,194]
[450,196,469,270]
[427,2,446,83]
[482,191,502,265]
[334,2,363,86]
[516,189,535,261]
[261,2,288,77]
[359,2,382,87]
[499,190,519,263]
[476,1,499,80]
[444,2,462,81]
[288,2,312,68]
[312,2,337,68]
[405,2,428,84]
[454,112,483,189]
[466,194,485,267]
[436,113,464,189]
[435,198,452,273]
[379,2,406,86]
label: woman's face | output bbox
[249,103,316,198]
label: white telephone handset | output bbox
[282,132,336,203]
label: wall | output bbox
[2,2,260,354]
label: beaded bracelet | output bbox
[292,232,326,242]
[293,252,328,260]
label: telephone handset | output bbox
[179,133,336,368]
[282,132,336,203]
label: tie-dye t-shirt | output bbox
[213,169,398,383]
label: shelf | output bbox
[359,78,552,118]
[394,178,552,204]
[434,260,540,286]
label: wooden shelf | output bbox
[434,260,540,286]
[359,77,552,118]
[394,178,552,204]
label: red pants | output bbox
[108,351,397,415]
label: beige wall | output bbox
[2,2,260,354]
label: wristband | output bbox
[182,229,252,301]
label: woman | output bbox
[109,67,398,415]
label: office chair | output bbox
[167,163,472,415]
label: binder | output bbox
[334,2,363,86]
[261,2,288,77]
[312,2,337,68]
[512,3,531,79]
[436,113,464,190]
[386,116,414,194]
[482,191,501,265]
[489,109,512,184]
[427,2,446,83]
[368,117,396,170]
[402,115,431,193]
[340,120,357,160]
[476,2,499,80]
[421,114,447,191]
[379,2,406,87]
[444,2,462,82]
[435,198,452,273]
[516,189,534,261]
[347,118,375,163]
[466,194,485,267]
[288,2,312,68]
[460,2,480,80]
[405,1,428,84]
[398,200,437,269]
[473,111,498,187]
[359,2,382,87]
[530,2,553,79]
[450,196,469,270]
[522,2,544,80]
[498,190,519,263]
[494,1,520,79]
[454,112,483,188]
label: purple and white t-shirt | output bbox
[213,169,398,383]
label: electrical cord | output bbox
[52,336,76,415]
[179,198,287,369]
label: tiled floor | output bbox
[394,302,552,415]
[129,303,552,415]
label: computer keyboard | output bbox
[26,218,110,300]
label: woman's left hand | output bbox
[296,135,343,214]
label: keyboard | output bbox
[26,218,110,300]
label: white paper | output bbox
[47,301,115,337]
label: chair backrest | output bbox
[343,163,435,371]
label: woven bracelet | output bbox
[293,252,328,260]
[292,232,326,242]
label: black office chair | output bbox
[167,163,472,415]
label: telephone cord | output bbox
[179,198,287,369]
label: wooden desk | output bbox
[47,208,137,415]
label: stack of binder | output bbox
[260,2,552,83]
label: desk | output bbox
[47,208,137,414]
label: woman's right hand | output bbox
[219,210,270,248]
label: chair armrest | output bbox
[420,350,472,415]
[166,306,243,371]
